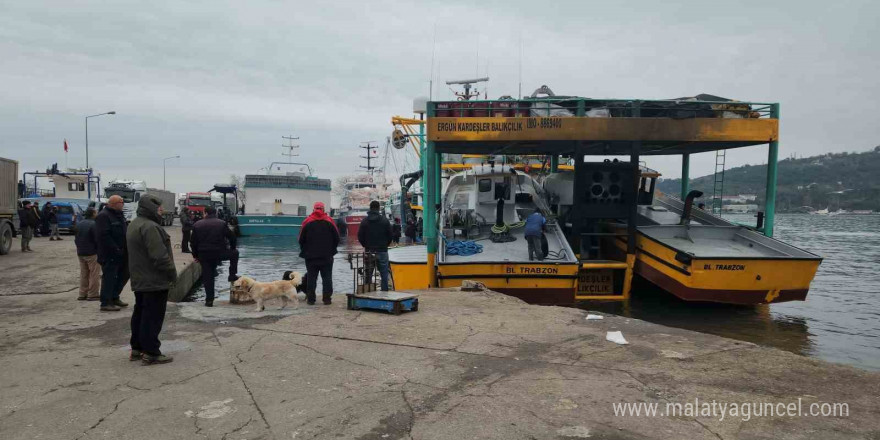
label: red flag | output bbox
[63,139,69,152]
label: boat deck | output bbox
[634,195,820,260]
[442,226,575,264]
[388,245,428,264]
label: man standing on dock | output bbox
[179,207,193,253]
[126,194,177,365]
[299,201,339,305]
[95,195,129,312]
[191,206,239,307]
[18,201,37,252]
[358,200,393,291]
[74,208,101,300]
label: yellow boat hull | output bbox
[436,262,579,305]
[613,235,821,305]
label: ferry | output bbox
[236,162,331,236]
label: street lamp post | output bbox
[163,155,180,190]
[85,111,116,170]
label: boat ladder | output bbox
[574,232,635,301]
[712,149,726,215]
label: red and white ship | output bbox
[337,175,389,237]
[335,142,391,237]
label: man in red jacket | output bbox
[298,202,339,305]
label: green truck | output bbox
[0,157,19,255]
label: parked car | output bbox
[27,200,83,234]
[53,201,84,233]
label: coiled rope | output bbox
[490,220,525,234]
[445,240,484,256]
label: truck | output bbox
[103,180,176,225]
[0,158,19,255]
[183,192,213,218]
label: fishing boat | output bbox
[544,169,822,304]
[389,90,822,306]
[391,164,580,304]
[336,175,390,237]
[236,162,331,236]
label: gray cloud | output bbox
[1,0,878,198]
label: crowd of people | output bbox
[16,200,64,251]
[18,195,181,365]
[16,195,412,366]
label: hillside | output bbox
[656,146,880,212]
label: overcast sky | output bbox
[1,0,878,198]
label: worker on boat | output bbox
[524,208,546,261]
[404,218,416,244]
[358,200,393,291]
[191,206,239,307]
[391,218,401,245]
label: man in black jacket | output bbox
[18,200,38,252]
[95,195,130,311]
[298,202,339,305]
[391,218,401,245]
[179,207,193,253]
[74,208,101,300]
[358,201,393,291]
[191,206,239,307]
[40,201,52,237]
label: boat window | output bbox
[515,193,533,204]
[452,192,470,209]
[478,179,492,193]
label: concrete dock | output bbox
[1,228,879,439]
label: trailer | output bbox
[146,188,177,226]
[0,158,20,255]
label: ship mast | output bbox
[281,135,299,164]
[359,141,378,177]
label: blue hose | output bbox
[445,240,483,256]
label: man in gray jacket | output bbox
[126,195,178,365]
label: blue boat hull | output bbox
[237,215,304,236]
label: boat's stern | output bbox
[625,225,823,305]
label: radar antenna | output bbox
[446,77,489,101]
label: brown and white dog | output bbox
[233,271,302,312]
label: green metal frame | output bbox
[764,103,780,237]
[425,104,438,257]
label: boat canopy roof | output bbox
[427,96,778,156]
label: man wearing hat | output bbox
[298,202,339,305]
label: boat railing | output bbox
[431,97,775,119]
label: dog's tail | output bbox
[283,270,303,286]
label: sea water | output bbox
[189,215,880,371]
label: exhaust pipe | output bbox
[680,190,704,225]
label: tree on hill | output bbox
[656,148,880,211]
